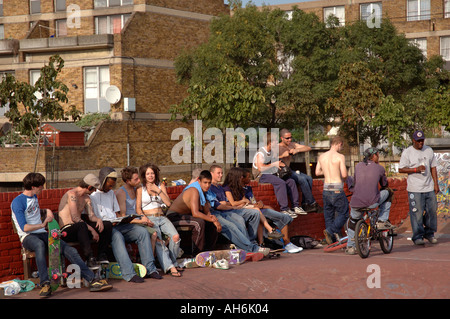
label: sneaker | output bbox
[303,202,319,213]
[146,271,163,280]
[89,279,113,292]
[281,210,297,218]
[129,275,145,283]
[267,229,283,240]
[284,242,303,254]
[345,247,357,255]
[258,247,270,256]
[376,220,395,230]
[293,206,307,215]
[87,257,99,269]
[39,282,52,297]
[212,259,229,270]
[323,229,333,245]
[425,236,438,244]
[414,238,425,245]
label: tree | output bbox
[0,54,78,171]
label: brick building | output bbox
[0,0,229,189]
[268,0,450,69]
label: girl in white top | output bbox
[136,163,182,277]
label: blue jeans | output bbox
[111,224,157,281]
[347,189,391,248]
[259,174,300,211]
[289,171,315,205]
[407,191,437,242]
[261,208,292,230]
[147,216,180,272]
[211,209,261,252]
[22,232,95,285]
[322,190,349,236]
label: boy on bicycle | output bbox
[346,147,394,255]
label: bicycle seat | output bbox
[356,207,378,213]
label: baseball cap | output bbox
[413,130,425,141]
[83,173,101,189]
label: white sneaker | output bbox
[212,259,229,270]
[285,242,303,254]
[281,210,297,218]
[293,207,307,215]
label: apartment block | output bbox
[268,0,450,69]
[0,0,228,189]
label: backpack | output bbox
[290,235,319,249]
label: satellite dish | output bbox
[105,85,121,104]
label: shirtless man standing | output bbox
[58,174,112,267]
[167,170,221,255]
[315,136,349,244]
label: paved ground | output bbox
[3,231,449,301]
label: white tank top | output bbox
[141,184,163,211]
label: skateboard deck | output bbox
[268,248,284,259]
[195,249,246,267]
[48,219,67,291]
[106,262,147,279]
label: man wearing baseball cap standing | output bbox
[399,130,439,245]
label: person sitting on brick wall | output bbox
[252,132,304,217]
[90,167,162,283]
[166,170,221,256]
[278,128,320,213]
[192,167,270,256]
[224,167,303,254]
[58,173,113,268]
[11,172,112,297]
[135,163,183,277]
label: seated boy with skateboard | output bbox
[11,173,112,297]
[166,170,221,256]
[58,174,113,268]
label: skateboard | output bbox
[177,257,199,269]
[48,219,68,291]
[244,252,264,262]
[195,249,246,267]
[105,262,147,279]
[267,248,284,259]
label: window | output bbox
[407,0,430,21]
[0,25,4,40]
[56,19,67,37]
[30,0,41,14]
[445,0,450,18]
[95,14,131,34]
[94,0,133,8]
[324,6,345,26]
[441,37,450,61]
[0,0,3,17]
[360,2,382,23]
[55,0,66,12]
[84,66,110,113]
[410,38,427,58]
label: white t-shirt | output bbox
[399,145,437,193]
[90,189,120,222]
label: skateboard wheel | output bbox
[62,273,68,279]
[52,232,58,239]
[52,274,59,280]
[61,231,67,238]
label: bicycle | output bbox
[323,234,348,252]
[354,206,396,258]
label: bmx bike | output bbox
[354,206,396,258]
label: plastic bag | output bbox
[0,280,21,296]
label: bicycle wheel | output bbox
[354,220,370,258]
[323,237,348,252]
[379,229,394,254]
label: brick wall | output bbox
[0,178,409,282]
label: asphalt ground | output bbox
[2,230,449,303]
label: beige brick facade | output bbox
[270,0,450,66]
[0,0,228,188]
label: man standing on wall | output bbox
[399,130,439,245]
[315,136,349,244]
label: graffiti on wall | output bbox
[436,153,450,220]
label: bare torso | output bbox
[316,149,347,184]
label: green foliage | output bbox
[75,112,110,130]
